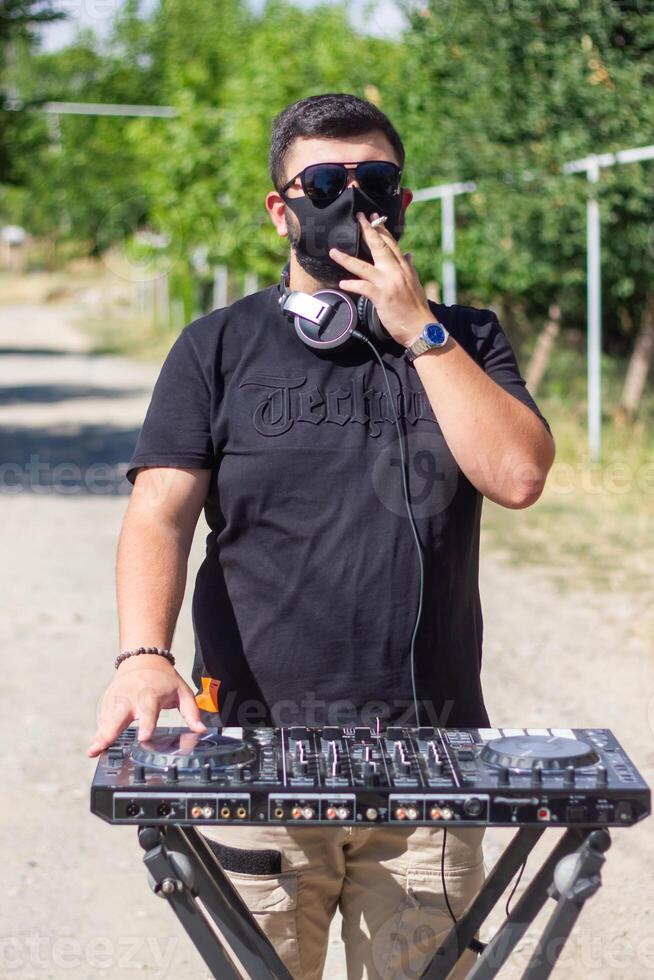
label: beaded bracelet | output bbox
[114,646,175,670]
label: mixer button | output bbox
[478,728,500,741]
[615,801,633,823]
[386,727,403,741]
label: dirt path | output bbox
[1,300,652,979]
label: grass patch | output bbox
[81,311,180,361]
[481,342,653,603]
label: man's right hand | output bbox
[86,654,207,757]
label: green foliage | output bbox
[2,0,654,350]
[392,0,654,347]
[0,1,62,183]
[138,0,406,290]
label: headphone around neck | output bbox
[278,264,389,351]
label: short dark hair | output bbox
[269,93,405,191]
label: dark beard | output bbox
[285,206,348,287]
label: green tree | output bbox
[136,0,407,312]
[0,1,62,185]
[394,0,654,357]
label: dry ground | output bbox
[1,298,652,979]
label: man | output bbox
[88,94,554,979]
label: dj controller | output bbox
[91,725,650,828]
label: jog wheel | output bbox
[481,735,599,771]
[130,730,255,771]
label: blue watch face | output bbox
[425,322,446,346]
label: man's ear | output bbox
[266,191,288,238]
[401,188,413,212]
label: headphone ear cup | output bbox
[357,296,389,344]
[294,291,359,350]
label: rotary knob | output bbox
[463,797,484,817]
[563,765,576,788]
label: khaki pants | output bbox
[201,823,485,980]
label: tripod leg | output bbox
[465,828,591,980]
[520,828,611,980]
[165,826,294,980]
[141,834,243,979]
[421,827,545,979]
[139,826,294,980]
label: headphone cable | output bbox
[356,332,425,727]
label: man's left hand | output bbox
[330,211,434,348]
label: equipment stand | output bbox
[421,826,611,979]
[138,824,611,980]
[138,825,293,980]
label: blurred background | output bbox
[1,1,653,978]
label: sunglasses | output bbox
[280,160,402,204]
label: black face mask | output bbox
[283,185,404,286]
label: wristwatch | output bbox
[404,321,450,364]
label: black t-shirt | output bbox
[127,285,550,729]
